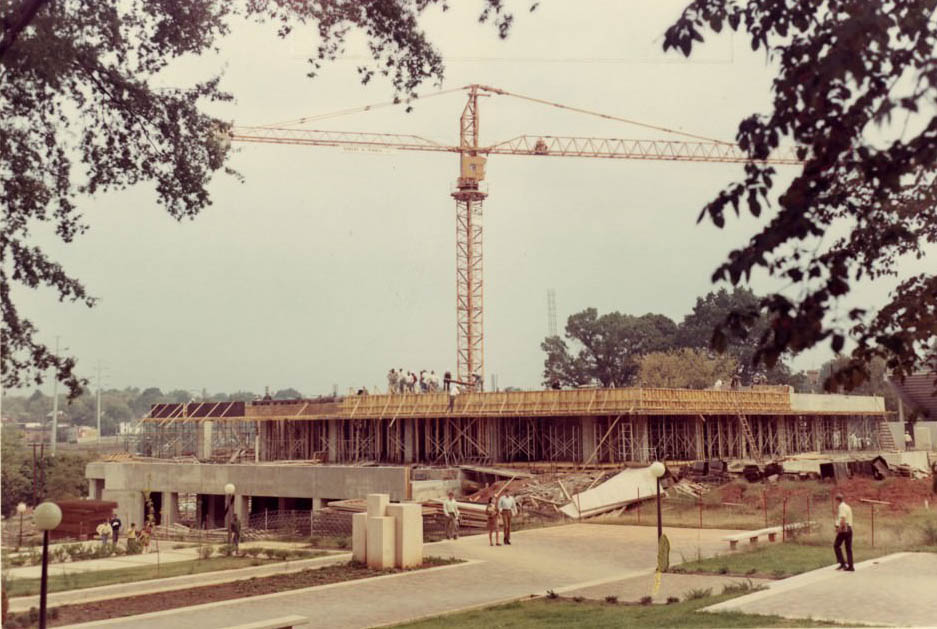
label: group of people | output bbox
[442,490,519,547]
[387,368,448,394]
[96,513,152,552]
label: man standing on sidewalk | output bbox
[833,493,854,571]
[442,491,460,540]
[109,512,122,547]
[498,491,518,545]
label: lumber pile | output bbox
[424,500,489,529]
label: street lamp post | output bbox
[34,502,63,629]
[649,461,666,540]
[224,483,235,544]
[17,502,27,548]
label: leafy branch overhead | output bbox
[663,0,937,390]
[0,0,524,398]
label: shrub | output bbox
[683,588,712,601]
[198,545,214,560]
[717,566,728,574]
[308,536,321,548]
[244,547,262,558]
[126,539,142,555]
[546,590,558,599]
[722,579,756,595]
[639,595,653,606]
[745,567,757,575]
[920,518,937,546]
[572,596,584,603]
[604,595,618,604]
[218,544,237,557]
[336,537,350,549]
[666,596,679,605]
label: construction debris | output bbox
[560,467,659,519]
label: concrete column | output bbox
[634,416,650,463]
[277,497,289,512]
[403,419,415,464]
[161,491,179,526]
[777,418,789,456]
[488,418,502,462]
[328,420,340,462]
[312,497,324,512]
[199,421,214,460]
[580,417,596,463]
[694,419,705,460]
[90,478,105,500]
[234,495,249,526]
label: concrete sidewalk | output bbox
[703,551,937,628]
[56,523,738,629]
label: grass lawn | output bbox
[394,595,850,628]
[6,552,329,597]
[669,542,891,579]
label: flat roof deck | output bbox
[143,386,886,424]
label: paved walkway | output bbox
[704,552,937,628]
[57,524,738,629]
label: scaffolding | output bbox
[139,387,888,466]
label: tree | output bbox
[677,287,794,384]
[638,348,738,389]
[274,387,303,400]
[819,356,898,411]
[542,308,677,387]
[664,1,937,392]
[2,0,518,398]
[1,425,31,516]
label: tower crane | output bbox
[230,84,800,389]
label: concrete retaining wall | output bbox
[790,393,885,413]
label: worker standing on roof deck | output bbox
[833,492,854,572]
[448,382,460,412]
[444,371,452,392]
[388,369,398,394]
[443,491,460,540]
[499,491,517,545]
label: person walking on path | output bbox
[96,520,112,547]
[230,514,242,553]
[833,492,854,571]
[448,382,460,412]
[498,491,517,545]
[485,497,501,546]
[443,491,460,540]
[141,522,152,553]
[109,513,122,546]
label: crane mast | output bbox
[453,86,487,387]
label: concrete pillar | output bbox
[161,491,179,526]
[277,497,289,512]
[777,418,789,456]
[234,495,249,525]
[312,497,323,512]
[403,419,415,464]
[634,416,650,463]
[328,420,340,462]
[199,421,214,460]
[351,512,368,563]
[581,417,596,463]
[488,418,503,463]
[694,419,705,460]
[90,478,105,500]
[386,502,423,569]
[366,517,395,569]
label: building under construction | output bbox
[86,386,900,531]
[138,386,890,465]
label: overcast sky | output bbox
[9,1,935,397]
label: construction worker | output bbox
[904,430,913,450]
[387,369,398,394]
[442,491,460,540]
[448,382,460,412]
[229,513,241,553]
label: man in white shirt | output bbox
[833,493,854,571]
[498,491,518,545]
[442,491,460,540]
[904,431,913,450]
[448,382,460,412]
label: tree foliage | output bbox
[542,308,677,387]
[664,0,937,391]
[1,0,522,399]
[638,348,738,389]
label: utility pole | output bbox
[96,361,103,442]
[50,336,60,455]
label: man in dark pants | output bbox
[109,513,122,547]
[833,493,854,571]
